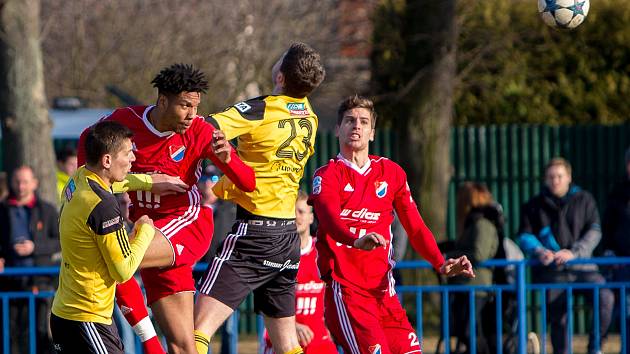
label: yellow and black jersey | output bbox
[52,166,154,324]
[207,95,318,219]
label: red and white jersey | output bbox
[295,238,327,338]
[310,154,445,297]
[77,105,254,218]
[263,238,331,351]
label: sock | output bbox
[283,346,304,354]
[116,278,165,354]
[194,329,210,354]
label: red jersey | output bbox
[77,105,255,218]
[295,238,327,338]
[310,154,445,296]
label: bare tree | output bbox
[372,0,457,239]
[40,1,345,116]
[0,0,57,203]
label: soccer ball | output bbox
[538,0,590,29]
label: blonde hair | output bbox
[545,157,572,176]
[456,182,493,238]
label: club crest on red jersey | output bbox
[313,176,322,195]
[368,344,382,354]
[375,181,388,198]
[169,145,186,162]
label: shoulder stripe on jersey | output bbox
[125,106,144,120]
[205,115,220,129]
[371,156,387,163]
[232,97,266,121]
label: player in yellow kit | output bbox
[50,121,156,353]
[194,42,325,354]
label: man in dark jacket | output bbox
[602,148,630,354]
[518,157,613,354]
[0,166,60,353]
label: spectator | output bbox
[602,147,630,354]
[447,182,500,354]
[518,157,614,354]
[0,166,60,353]
[55,147,78,203]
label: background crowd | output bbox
[0,146,629,354]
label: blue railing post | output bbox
[228,311,239,354]
[541,289,547,354]
[621,287,627,354]
[416,290,423,345]
[469,290,476,354]
[567,288,573,354]
[517,260,527,354]
[593,286,600,353]
[496,289,503,354]
[28,295,36,354]
[256,314,264,354]
[442,290,450,354]
[2,296,9,354]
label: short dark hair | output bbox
[151,63,209,96]
[336,95,377,128]
[56,146,77,163]
[84,121,133,166]
[280,42,325,98]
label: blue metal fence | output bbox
[1,259,629,354]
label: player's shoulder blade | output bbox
[86,179,122,235]
[232,95,268,121]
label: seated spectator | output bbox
[602,147,630,354]
[0,166,60,353]
[447,182,501,354]
[55,147,78,204]
[518,157,613,354]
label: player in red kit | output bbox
[77,64,255,353]
[310,95,474,354]
[262,191,337,354]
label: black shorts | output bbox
[197,210,300,318]
[50,313,123,354]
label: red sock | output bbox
[116,278,165,354]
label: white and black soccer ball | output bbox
[538,0,590,29]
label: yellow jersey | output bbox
[208,95,318,219]
[52,166,154,324]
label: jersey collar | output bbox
[142,106,174,138]
[82,166,112,192]
[300,238,314,256]
[337,153,372,175]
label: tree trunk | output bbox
[0,0,57,204]
[397,0,457,240]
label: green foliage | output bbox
[372,0,630,125]
[457,0,630,124]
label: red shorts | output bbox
[138,206,214,304]
[325,281,421,354]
